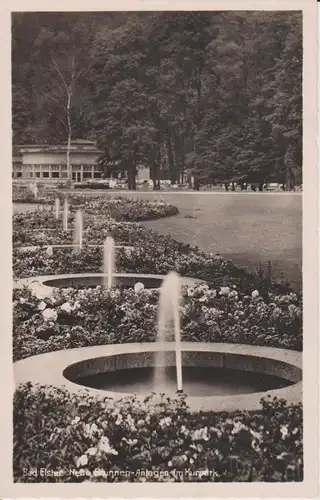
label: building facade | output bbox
[12,139,103,183]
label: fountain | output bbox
[155,272,183,393]
[63,198,68,231]
[103,236,115,288]
[17,235,204,292]
[15,263,302,412]
[73,210,83,253]
[29,182,37,199]
[55,198,60,220]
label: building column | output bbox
[81,165,84,182]
[91,165,94,179]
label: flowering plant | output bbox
[13,283,302,362]
[13,384,303,483]
[13,194,178,224]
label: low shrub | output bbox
[13,194,179,222]
[13,218,296,298]
[13,284,302,362]
[13,383,303,483]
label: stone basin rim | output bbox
[14,342,302,413]
[15,273,204,295]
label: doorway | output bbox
[72,172,82,182]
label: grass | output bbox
[113,192,302,289]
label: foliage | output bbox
[13,384,303,483]
[12,195,178,226]
[13,283,302,362]
[12,12,302,188]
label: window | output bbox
[83,172,92,179]
[35,172,41,178]
[51,165,60,171]
[61,172,68,178]
[16,172,22,178]
[52,172,60,179]
[42,171,49,178]
[94,172,101,178]
[83,165,92,172]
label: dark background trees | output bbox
[12,11,302,189]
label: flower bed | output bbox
[13,220,295,299]
[12,184,59,204]
[13,284,302,362]
[13,219,143,247]
[13,383,303,483]
[13,189,303,483]
[13,194,179,221]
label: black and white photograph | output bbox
[3,0,318,496]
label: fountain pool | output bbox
[14,342,302,413]
[75,365,292,397]
[15,273,204,296]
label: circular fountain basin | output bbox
[14,342,302,412]
[16,273,204,296]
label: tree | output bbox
[32,18,97,179]
[12,12,302,188]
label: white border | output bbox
[0,0,318,497]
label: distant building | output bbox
[136,166,150,182]
[12,139,103,183]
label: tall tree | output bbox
[12,11,302,188]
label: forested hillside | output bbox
[12,11,302,188]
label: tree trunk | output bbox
[132,161,137,190]
[150,164,157,190]
[173,133,181,185]
[166,136,176,184]
[127,164,133,190]
[195,65,203,130]
[180,137,185,184]
[66,91,72,182]
[285,166,291,191]
[151,148,161,190]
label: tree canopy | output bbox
[12,11,302,188]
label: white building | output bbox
[12,139,103,183]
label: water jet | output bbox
[63,198,69,231]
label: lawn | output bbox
[13,191,302,288]
[111,192,302,288]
